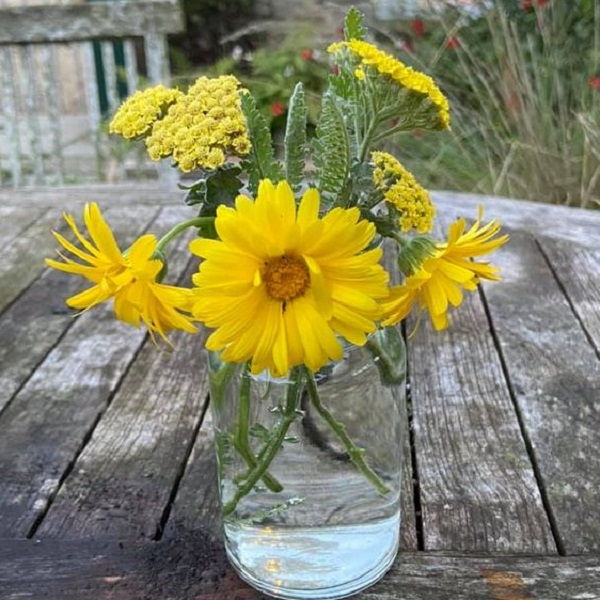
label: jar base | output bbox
[224,513,400,600]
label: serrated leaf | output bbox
[240,92,283,195]
[284,82,308,193]
[248,423,270,440]
[193,166,243,239]
[313,91,351,204]
[344,7,367,41]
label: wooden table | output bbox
[0,186,599,599]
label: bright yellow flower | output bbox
[145,75,251,172]
[189,179,389,376]
[382,212,508,330]
[328,40,450,129]
[372,151,435,233]
[109,84,183,139]
[46,203,196,342]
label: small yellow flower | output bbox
[109,84,183,139]
[189,179,389,376]
[328,40,450,129]
[46,203,196,342]
[382,212,508,330]
[146,75,251,172]
[372,151,435,233]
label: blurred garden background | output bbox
[166,0,599,208]
[0,0,598,207]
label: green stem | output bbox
[302,366,391,495]
[222,367,305,518]
[156,216,215,252]
[233,365,283,493]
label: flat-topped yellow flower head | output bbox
[382,211,508,330]
[328,40,450,130]
[109,84,183,139]
[189,179,390,377]
[372,151,435,233]
[46,203,196,343]
[146,75,251,172]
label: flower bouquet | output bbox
[46,9,507,600]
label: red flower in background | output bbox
[271,101,285,117]
[411,19,425,38]
[589,75,600,90]
[445,36,460,49]
[401,39,414,54]
[520,0,548,9]
[300,48,314,61]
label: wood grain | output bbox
[0,206,194,537]
[0,184,185,209]
[36,326,209,539]
[0,539,598,600]
[435,191,600,245]
[407,227,555,553]
[0,208,65,314]
[0,206,47,245]
[482,230,600,554]
[0,1,184,44]
[0,205,160,413]
[537,237,600,356]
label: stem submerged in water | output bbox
[232,364,282,493]
[222,367,305,518]
[302,366,391,495]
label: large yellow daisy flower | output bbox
[382,212,508,330]
[189,179,389,376]
[46,203,196,342]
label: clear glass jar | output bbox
[207,326,406,600]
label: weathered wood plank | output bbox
[0,539,599,600]
[0,205,47,244]
[482,230,600,554]
[0,184,183,209]
[0,1,184,45]
[37,313,208,539]
[435,191,600,246]
[0,208,65,315]
[0,205,160,414]
[0,206,195,537]
[407,226,555,553]
[538,237,600,356]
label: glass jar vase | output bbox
[207,326,406,600]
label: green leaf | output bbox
[240,92,283,195]
[344,7,367,41]
[248,423,270,441]
[284,82,308,193]
[182,166,243,239]
[313,91,351,205]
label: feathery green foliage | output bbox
[240,93,283,195]
[313,91,351,204]
[344,7,366,42]
[284,83,308,193]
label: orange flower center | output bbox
[263,255,310,302]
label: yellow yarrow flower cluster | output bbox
[328,40,450,130]
[145,75,251,172]
[109,85,183,139]
[372,151,435,233]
